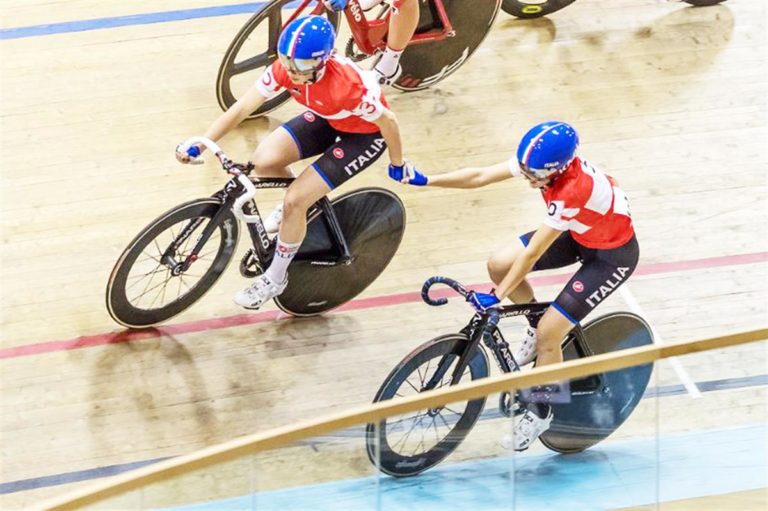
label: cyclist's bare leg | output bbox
[249,126,301,178]
[277,167,332,244]
[487,240,536,303]
[375,0,419,79]
[259,167,331,285]
[534,307,572,366]
[388,0,418,50]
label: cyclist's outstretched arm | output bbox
[201,86,268,149]
[177,86,269,162]
[494,224,561,300]
[426,161,512,188]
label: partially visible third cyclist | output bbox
[322,0,420,85]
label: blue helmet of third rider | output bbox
[517,121,579,181]
[277,16,336,77]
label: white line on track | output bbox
[619,284,702,398]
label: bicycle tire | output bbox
[539,312,654,454]
[683,0,726,5]
[394,0,501,91]
[365,334,490,477]
[500,0,576,19]
[216,0,341,117]
[273,187,405,316]
[106,199,239,328]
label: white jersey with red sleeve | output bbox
[540,157,634,249]
[255,55,389,134]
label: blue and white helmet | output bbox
[277,16,336,78]
[516,121,579,181]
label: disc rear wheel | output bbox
[539,312,654,453]
[501,0,576,18]
[395,0,501,90]
[274,188,405,316]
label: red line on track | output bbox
[1,251,765,360]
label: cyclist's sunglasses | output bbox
[518,162,550,182]
[279,54,324,80]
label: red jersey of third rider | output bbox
[256,55,389,135]
[510,156,635,249]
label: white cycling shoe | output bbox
[263,203,283,236]
[502,407,554,452]
[233,274,288,310]
[374,62,402,87]
[513,326,538,367]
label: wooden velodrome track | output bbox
[1,0,766,509]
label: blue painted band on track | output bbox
[0,457,171,495]
[0,2,306,40]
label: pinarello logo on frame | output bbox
[304,112,316,122]
[572,281,584,293]
[333,148,345,159]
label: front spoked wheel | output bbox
[366,334,489,477]
[216,0,340,117]
[106,199,240,328]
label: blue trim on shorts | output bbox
[519,234,529,247]
[551,302,579,325]
[281,125,303,159]
[311,163,335,190]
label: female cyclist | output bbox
[390,121,639,450]
[177,15,419,310]
[323,0,419,84]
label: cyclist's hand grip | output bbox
[176,143,204,165]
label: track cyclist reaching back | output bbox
[177,15,420,310]
[390,121,639,450]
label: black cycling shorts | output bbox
[520,231,640,324]
[282,112,387,189]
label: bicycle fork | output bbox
[421,314,498,415]
[161,199,237,275]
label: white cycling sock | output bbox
[375,46,403,78]
[265,237,301,283]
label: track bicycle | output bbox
[216,0,501,117]
[366,276,654,477]
[502,0,727,19]
[105,137,405,328]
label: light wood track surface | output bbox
[1,0,766,508]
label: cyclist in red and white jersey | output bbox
[177,16,420,310]
[390,121,639,450]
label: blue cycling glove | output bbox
[388,162,428,186]
[467,291,500,313]
[323,0,348,11]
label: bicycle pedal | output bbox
[239,249,263,278]
[499,391,526,418]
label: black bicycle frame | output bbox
[171,175,354,272]
[425,301,600,396]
